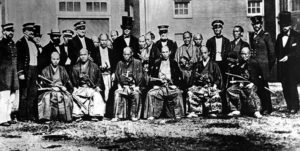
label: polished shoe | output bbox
[74,117,83,122]
[0,122,11,127]
[131,117,138,121]
[254,111,262,118]
[290,109,298,114]
[147,116,155,120]
[187,112,198,118]
[91,117,99,122]
[227,111,241,117]
[209,113,217,118]
[111,118,119,122]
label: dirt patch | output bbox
[0,83,300,150]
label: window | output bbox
[57,0,110,17]
[59,1,81,12]
[86,2,107,12]
[173,0,192,18]
[280,0,288,11]
[247,0,264,16]
[292,0,300,11]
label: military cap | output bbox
[1,23,14,31]
[33,25,42,37]
[278,11,292,27]
[48,29,61,36]
[74,21,86,29]
[211,20,224,26]
[250,16,263,24]
[121,16,133,29]
[23,22,35,30]
[62,29,74,36]
[158,25,169,34]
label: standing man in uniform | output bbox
[0,23,19,126]
[113,16,139,64]
[249,16,275,114]
[206,20,231,114]
[68,21,95,65]
[17,23,40,121]
[155,25,178,60]
[249,16,276,81]
[275,11,300,114]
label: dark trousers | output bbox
[257,81,272,113]
[216,61,229,114]
[282,77,299,111]
[18,66,38,121]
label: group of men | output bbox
[0,11,299,126]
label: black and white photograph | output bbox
[0,0,300,150]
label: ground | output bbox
[1,84,300,151]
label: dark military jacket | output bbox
[0,38,19,91]
[206,36,231,62]
[249,30,275,80]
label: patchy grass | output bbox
[0,83,300,150]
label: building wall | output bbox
[144,0,254,46]
[5,0,127,45]
[264,0,276,41]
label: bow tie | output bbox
[124,35,130,38]
[283,33,290,37]
[215,36,222,39]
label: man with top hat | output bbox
[206,20,231,114]
[40,29,68,72]
[113,16,139,67]
[68,21,95,65]
[249,16,276,81]
[60,29,74,75]
[156,25,178,60]
[249,16,275,114]
[275,11,300,114]
[17,22,40,121]
[0,23,19,126]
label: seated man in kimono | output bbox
[112,47,143,121]
[37,52,73,123]
[226,47,262,118]
[143,46,184,120]
[71,48,105,121]
[187,46,223,118]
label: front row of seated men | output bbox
[38,45,264,123]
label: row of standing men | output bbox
[0,11,300,126]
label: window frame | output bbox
[173,0,193,19]
[57,0,110,18]
[246,0,264,17]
